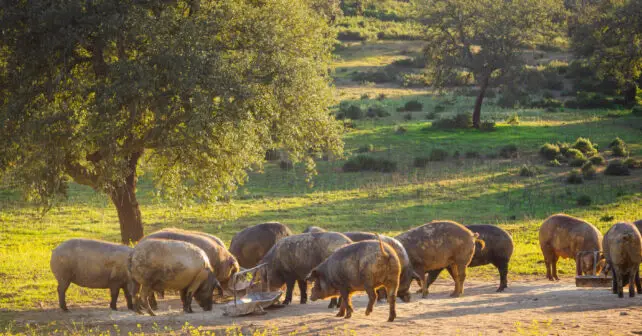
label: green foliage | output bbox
[342,155,397,173]
[566,170,584,184]
[356,144,375,153]
[403,113,413,121]
[604,160,631,176]
[609,137,629,157]
[413,157,431,168]
[498,89,531,108]
[429,148,449,161]
[540,143,561,160]
[499,144,519,159]
[351,68,398,83]
[479,121,497,132]
[339,104,365,120]
[565,148,586,161]
[632,105,642,116]
[557,142,571,155]
[401,73,432,88]
[576,195,592,206]
[569,158,588,167]
[572,137,598,156]
[623,158,642,169]
[547,159,562,167]
[400,100,424,112]
[366,104,391,118]
[581,162,597,179]
[0,0,344,242]
[564,92,616,109]
[432,113,473,129]
[519,165,539,177]
[279,160,294,170]
[589,155,606,165]
[505,114,520,125]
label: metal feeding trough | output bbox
[221,263,283,317]
[575,250,612,288]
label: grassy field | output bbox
[1,40,642,335]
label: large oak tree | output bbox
[415,0,565,128]
[0,0,343,244]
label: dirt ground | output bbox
[7,278,642,335]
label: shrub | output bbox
[402,100,423,112]
[519,165,539,177]
[433,104,446,113]
[425,112,438,120]
[576,195,592,206]
[566,170,584,184]
[632,105,642,116]
[403,113,413,121]
[279,160,294,170]
[432,112,473,129]
[569,157,588,167]
[565,148,585,161]
[356,144,375,153]
[479,121,496,132]
[505,114,520,125]
[340,104,364,120]
[557,142,571,155]
[401,73,431,88]
[530,98,564,109]
[540,143,560,160]
[429,148,449,161]
[547,159,562,167]
[366,104,390,118]
[609,137,628,157]
[342,155,397,173]
[499,144,518,159]
[581,162,596,179]
[413,157,430,168]
[564,92,614,109]
[623,158,642,169]
[265,149,280,161]
[377,93,386,100]
[589,155,606,165]
[604,160,631,176]
[572,137,598,156]
[351,69,397,83]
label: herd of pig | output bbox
[49,214,642,322]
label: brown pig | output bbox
[129,238,221,315]
[395,220,480,298]
[50,238,133,312]
[538,214,603,281]
[229,222,293,269]
[307,235,401,322]
[143,229,239,289]
[258,232,352,305]
[603,222,642,298]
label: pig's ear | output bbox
[306,269,319,282]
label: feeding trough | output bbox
[221,263,283,317]
[575,250,611,288]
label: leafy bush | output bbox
[540,143,560,160]
[339,104,364,120]
[391,57,425,68]
[499,144,518,159]
[366,104,390,118]
[589,155,606,165]
[632,105,642,116]
[429,148,449,161]
[609,137,628,157]
[565,148,585,161]
[604,160,631,176]
[557,142,571,155]
[566,170,584,184]
[356,144,375,153]
[479,121,496,132]
[569,157,588,167]
[351,69,397,83]
[547,159,562,167]
[581,162,596,179]
[342,155,397,173]
[564,92,615,109]
[401,100,423,112]
[572,137,598,156]
[519,165,539,177]
[623,158,642,169]
[401,73,431,87]
[576,195,592,206]
[432,112,473,129]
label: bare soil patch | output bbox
[7,278,642,335]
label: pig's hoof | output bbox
[344,313,352,319]
[365,308,372,316]
[387,315,396,322]
[336,311,345,317]
[449,292,461,298]
[496,287,506,292]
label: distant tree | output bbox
[415,0,565,128]
[570,0,642,106]
[0,0,343,244]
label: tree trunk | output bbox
[110,151,144,244]
[472,74,491,129]
[624,81,638,107]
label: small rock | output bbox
[620,311,629,316]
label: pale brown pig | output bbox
[604,222,642,298]
[229,222,293,269]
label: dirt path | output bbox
[7,279,642,335]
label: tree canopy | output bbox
[570,0,642,105]
[0,0,344,243]
[415,0,565,127]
